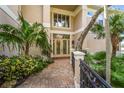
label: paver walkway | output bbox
[17,58,75,88]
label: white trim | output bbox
[73,6,82,16]
[50,30,73,35]
[51,11,72,29]
[0,5,19,24]
[51,7,74,16]
[50,27,85,35]
[72,27,84,34]
[43,23,50,27]
[51,6,82,17]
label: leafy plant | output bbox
[91,14,124,56]
[0,55,53,87]
[93,51,106,61]
[85,51,124,87]
[0,13,51,56]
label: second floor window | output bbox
[53,13,70,28]
[87,11,93,17]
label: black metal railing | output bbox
[80,60,112,88]
[72,52,75,74]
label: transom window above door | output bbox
[53,13,70,28]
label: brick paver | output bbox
[17,58,75,88]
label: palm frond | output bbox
[0,32,24,51]
[28,23,51,54]
[109,14,124,34]
[0,24,19,34]
[91,23,105,39]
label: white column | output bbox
[73,51,85,88]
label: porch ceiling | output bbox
[51,5,79,11]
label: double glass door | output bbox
[52,34,70,57]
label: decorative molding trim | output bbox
[50,27,85,35]
[73,6,82,16]
[51,6,82,17]
[51,7,74,16]
[50,30,73,35]
[43,22,50,27]
[0,5,19,24]
[72,27,84,34]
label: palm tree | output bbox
[0,14,51,56]
[91,13,124,57]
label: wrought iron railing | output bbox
[80,60,112,88]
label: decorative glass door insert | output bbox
[52,34,70,57]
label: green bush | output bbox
[0,55,53,87]
[93,51,106,60]
[111,56,124,87]
[0,55,7,60]
[84,53,93,64]
[85,51,124,87]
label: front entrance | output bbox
[51,34,70,57]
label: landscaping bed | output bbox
[0,55,53,88]
[84,51,124,87]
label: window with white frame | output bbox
[53,13,70,28]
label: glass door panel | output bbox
[56,40,61,54]
[52,34,70,57]
[63,40,67,54]
[53,40,55,55]
[68,40,70,54]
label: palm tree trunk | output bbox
[25,42,29,56]
[111,34,119,57]
[76,5,111,51]
[104,5,112,84]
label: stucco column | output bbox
[43,5,50,42]
[43,5,50,27]
[82,5,88,28]
[73,51,85,88]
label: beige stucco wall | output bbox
[0,9,18,26]
[21,5,43,23]
[0,8,19,56]
[72,31,106,53]
[85,33,106,53]
[43,5,50,25]
[74,10,82,31]
[7,5,19,16]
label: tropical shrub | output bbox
[84,52,105,78]
[84,53,93,64]
[0,14,51,56]
[0,55,53,87]
[111,55,124,87]
[85,51,124,87]
[91,14,124,56]
[93,51,106,61]
[0,55,7,60]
